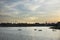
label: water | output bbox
[0,26,60,40]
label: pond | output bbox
[0,26,60,40]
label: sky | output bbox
[0,0,60,23]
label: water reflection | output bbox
[0,27,60,40]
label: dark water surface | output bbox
[0,26,60,40]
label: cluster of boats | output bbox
[34,29,42,31]
[18,29,42,31]
[18,28,57,32]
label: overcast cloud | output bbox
[0,0,60,23]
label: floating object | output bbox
[34,29,37,31]
[38,29,42,31]
[52,29,56,31]
[18,29,22,31]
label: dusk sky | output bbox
[0,0,60,23]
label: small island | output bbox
[50,22,60,29]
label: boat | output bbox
[38,29,42,31]
[34,29,37,31]
[18,29,22,31]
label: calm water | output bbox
[0,26,60,40]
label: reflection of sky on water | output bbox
[0,27,60,40]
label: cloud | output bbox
[0,0,60,23]
[25,4,40,11]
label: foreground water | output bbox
[0,26,60,40]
